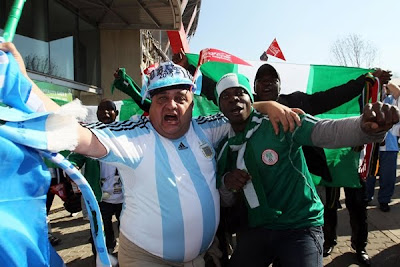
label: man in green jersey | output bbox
[215,73,399,267]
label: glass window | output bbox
[1,0,100,86]
[76,18,100,86]
[48,0,76,80]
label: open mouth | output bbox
[164,114,179,123]
[231,106,244,115]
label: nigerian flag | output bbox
[84,57,371,188]
[239,61,370,188]
[185,56,371,188]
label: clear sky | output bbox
[189,0,400,77]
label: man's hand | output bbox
[172,49,189,69]
[223,169,252,192]
[387,81,400,99]
[361,102,400,134]
[0,42,28,78]
[253,101,302,134]
[372,68,392,84]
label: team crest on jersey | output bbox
[200,142,214,159]
[261,149,278,165]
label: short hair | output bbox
[98,98,116,110]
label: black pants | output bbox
[323,182,368,251]
[90,201,123,254]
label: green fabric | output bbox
[216,73,254,106]
[307,65,371,188]
[44,150,71,168]
[51,98,68,106]
[192,95,220,117]
[217,111,282,227]
[68,153,102,202]
[186,53,238,82]
[118,95,220,120]
[119,99,145,120]
[112,68,151,112]
[319,148,361,188]
[217,112,324,229]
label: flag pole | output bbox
[2,0,26,42]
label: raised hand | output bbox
[372,68,392,84]
[253,101,302,134]
[361,102,400,133]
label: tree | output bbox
[330,34,377,68]
[24,54,59,77]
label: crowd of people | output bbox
[1,41,400,267]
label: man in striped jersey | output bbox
[0,42,302,267]
[215,73,399,267]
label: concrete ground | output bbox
[50,172,400,267]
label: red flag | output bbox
[197,48,251,66]
[192,48,251,82]
[359,80,381,180]
[266,38,286,61]
[167,23,190,53]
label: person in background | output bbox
[69,99,124,255]
[253,63,391,266]
[1,42,300,267]
[172,50,218,104]
[46,167,64,246]
[367,81,400,212]
[215,72,399,267]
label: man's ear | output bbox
[115,110,119,116]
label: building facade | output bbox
[1,0,200,105]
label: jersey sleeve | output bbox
[289,114,319,146]
[82,116,149,164]
[195,113,231,147]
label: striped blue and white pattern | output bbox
[40,151,111,266]
[85,114,230,262]
[0,45,65,266]
[0,44,110,266]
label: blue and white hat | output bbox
[141,61,195,102]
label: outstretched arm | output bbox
[310,102,400,148]
[0,42,107,158]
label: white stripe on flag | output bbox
[238,61,311,95]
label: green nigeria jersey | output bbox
[223,114,324,229]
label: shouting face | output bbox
[219,87,252,132]
[149,88,194,139]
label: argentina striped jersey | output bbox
[85,113,230,262]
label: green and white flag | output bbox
[83,58,371,188]
[187,55,371,187]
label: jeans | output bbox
[366,151,397,204]
[229,226,323,267]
